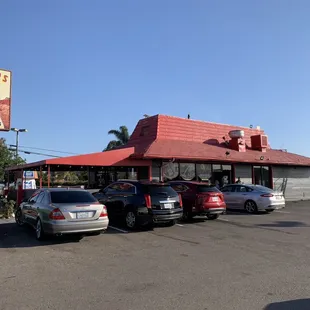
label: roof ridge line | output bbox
[157,114,264,131]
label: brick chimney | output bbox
[228,130,246,152]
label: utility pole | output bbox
[10,128,27,161]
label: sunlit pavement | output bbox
[1,201,310,310]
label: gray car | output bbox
[15,188,109,240]
[220,184,285,213]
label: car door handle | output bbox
[107,196,112,199]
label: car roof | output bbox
[41,188,87,192]
[115,180,169,186]
[169,180,214,186]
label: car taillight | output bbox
[100,205,108,217]
[49,208,65,220]
[178,194,183,207]
[144,194,152,208]
[261,194,274,197]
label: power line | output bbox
[9,148,61,158]
[9,145,78,155]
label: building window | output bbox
[163,162,179,180]
[235,164,252,184]
[254,166,270,188]
[196,164,212,181]
[211,164,231,187]
[179,163,196,180]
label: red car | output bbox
[169,181,226,220]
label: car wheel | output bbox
[36,219,45,241]
[125,211,137,229]
[166,220,177,227]
[15,209,24,226]
[206,214,219,220]
[244,200,258,214]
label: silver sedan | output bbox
[15,188,109,240]
[220,184,285,213]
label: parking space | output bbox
[1,201,310,310]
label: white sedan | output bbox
[220,184,285,213]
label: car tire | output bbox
[35,219,45,241]
[125,210,137,230]
[206,214,219,220]
[244,200,258,214]
[15,209,24,226]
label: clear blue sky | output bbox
[1,0,310,162]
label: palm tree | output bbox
[104,126,130,151]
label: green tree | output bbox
[104,126,130,151]
[0,138,25,182]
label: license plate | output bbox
[164,203,173,209]
[211,197,219,202]
[77,212,91,219]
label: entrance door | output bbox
[254,166,270,188]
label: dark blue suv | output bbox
[93,180,183,229]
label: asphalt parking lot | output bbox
[1,202,310,310]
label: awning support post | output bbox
[40,166,43,188]
[47,165,50,188]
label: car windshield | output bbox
[143,185,177,197]
[197,185,220,193]
[248,185,274,193]
[50,191,98,203]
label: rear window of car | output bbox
[143,185,178,197]
[50,191,98,203]
[248,185,273,193]
[197,185,220,193]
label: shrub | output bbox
[0,198,16,219]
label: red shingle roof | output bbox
[132,139,310,166]
[128,115,310,166]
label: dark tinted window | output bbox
[197,186,220,193]
[143,185,177,197]
[170,184,189,192]
[50,191,97,203]
[118,183,136,194]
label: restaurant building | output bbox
[7,115,310,201]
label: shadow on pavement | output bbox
[264,299,310,310]
[257,221,308,228]
[179,217,207,225]
[0,221,127,248]
[226,209,267,215]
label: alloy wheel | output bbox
[245,201,256,213]
[126,212,136,228]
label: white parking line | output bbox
[218,218,230,222]
[108,226,129,233]
[274,210,291,214]
[176,224,184,227]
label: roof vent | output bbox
[229,130,244,139]
[251,135,268,152]
[228,130,246,152]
